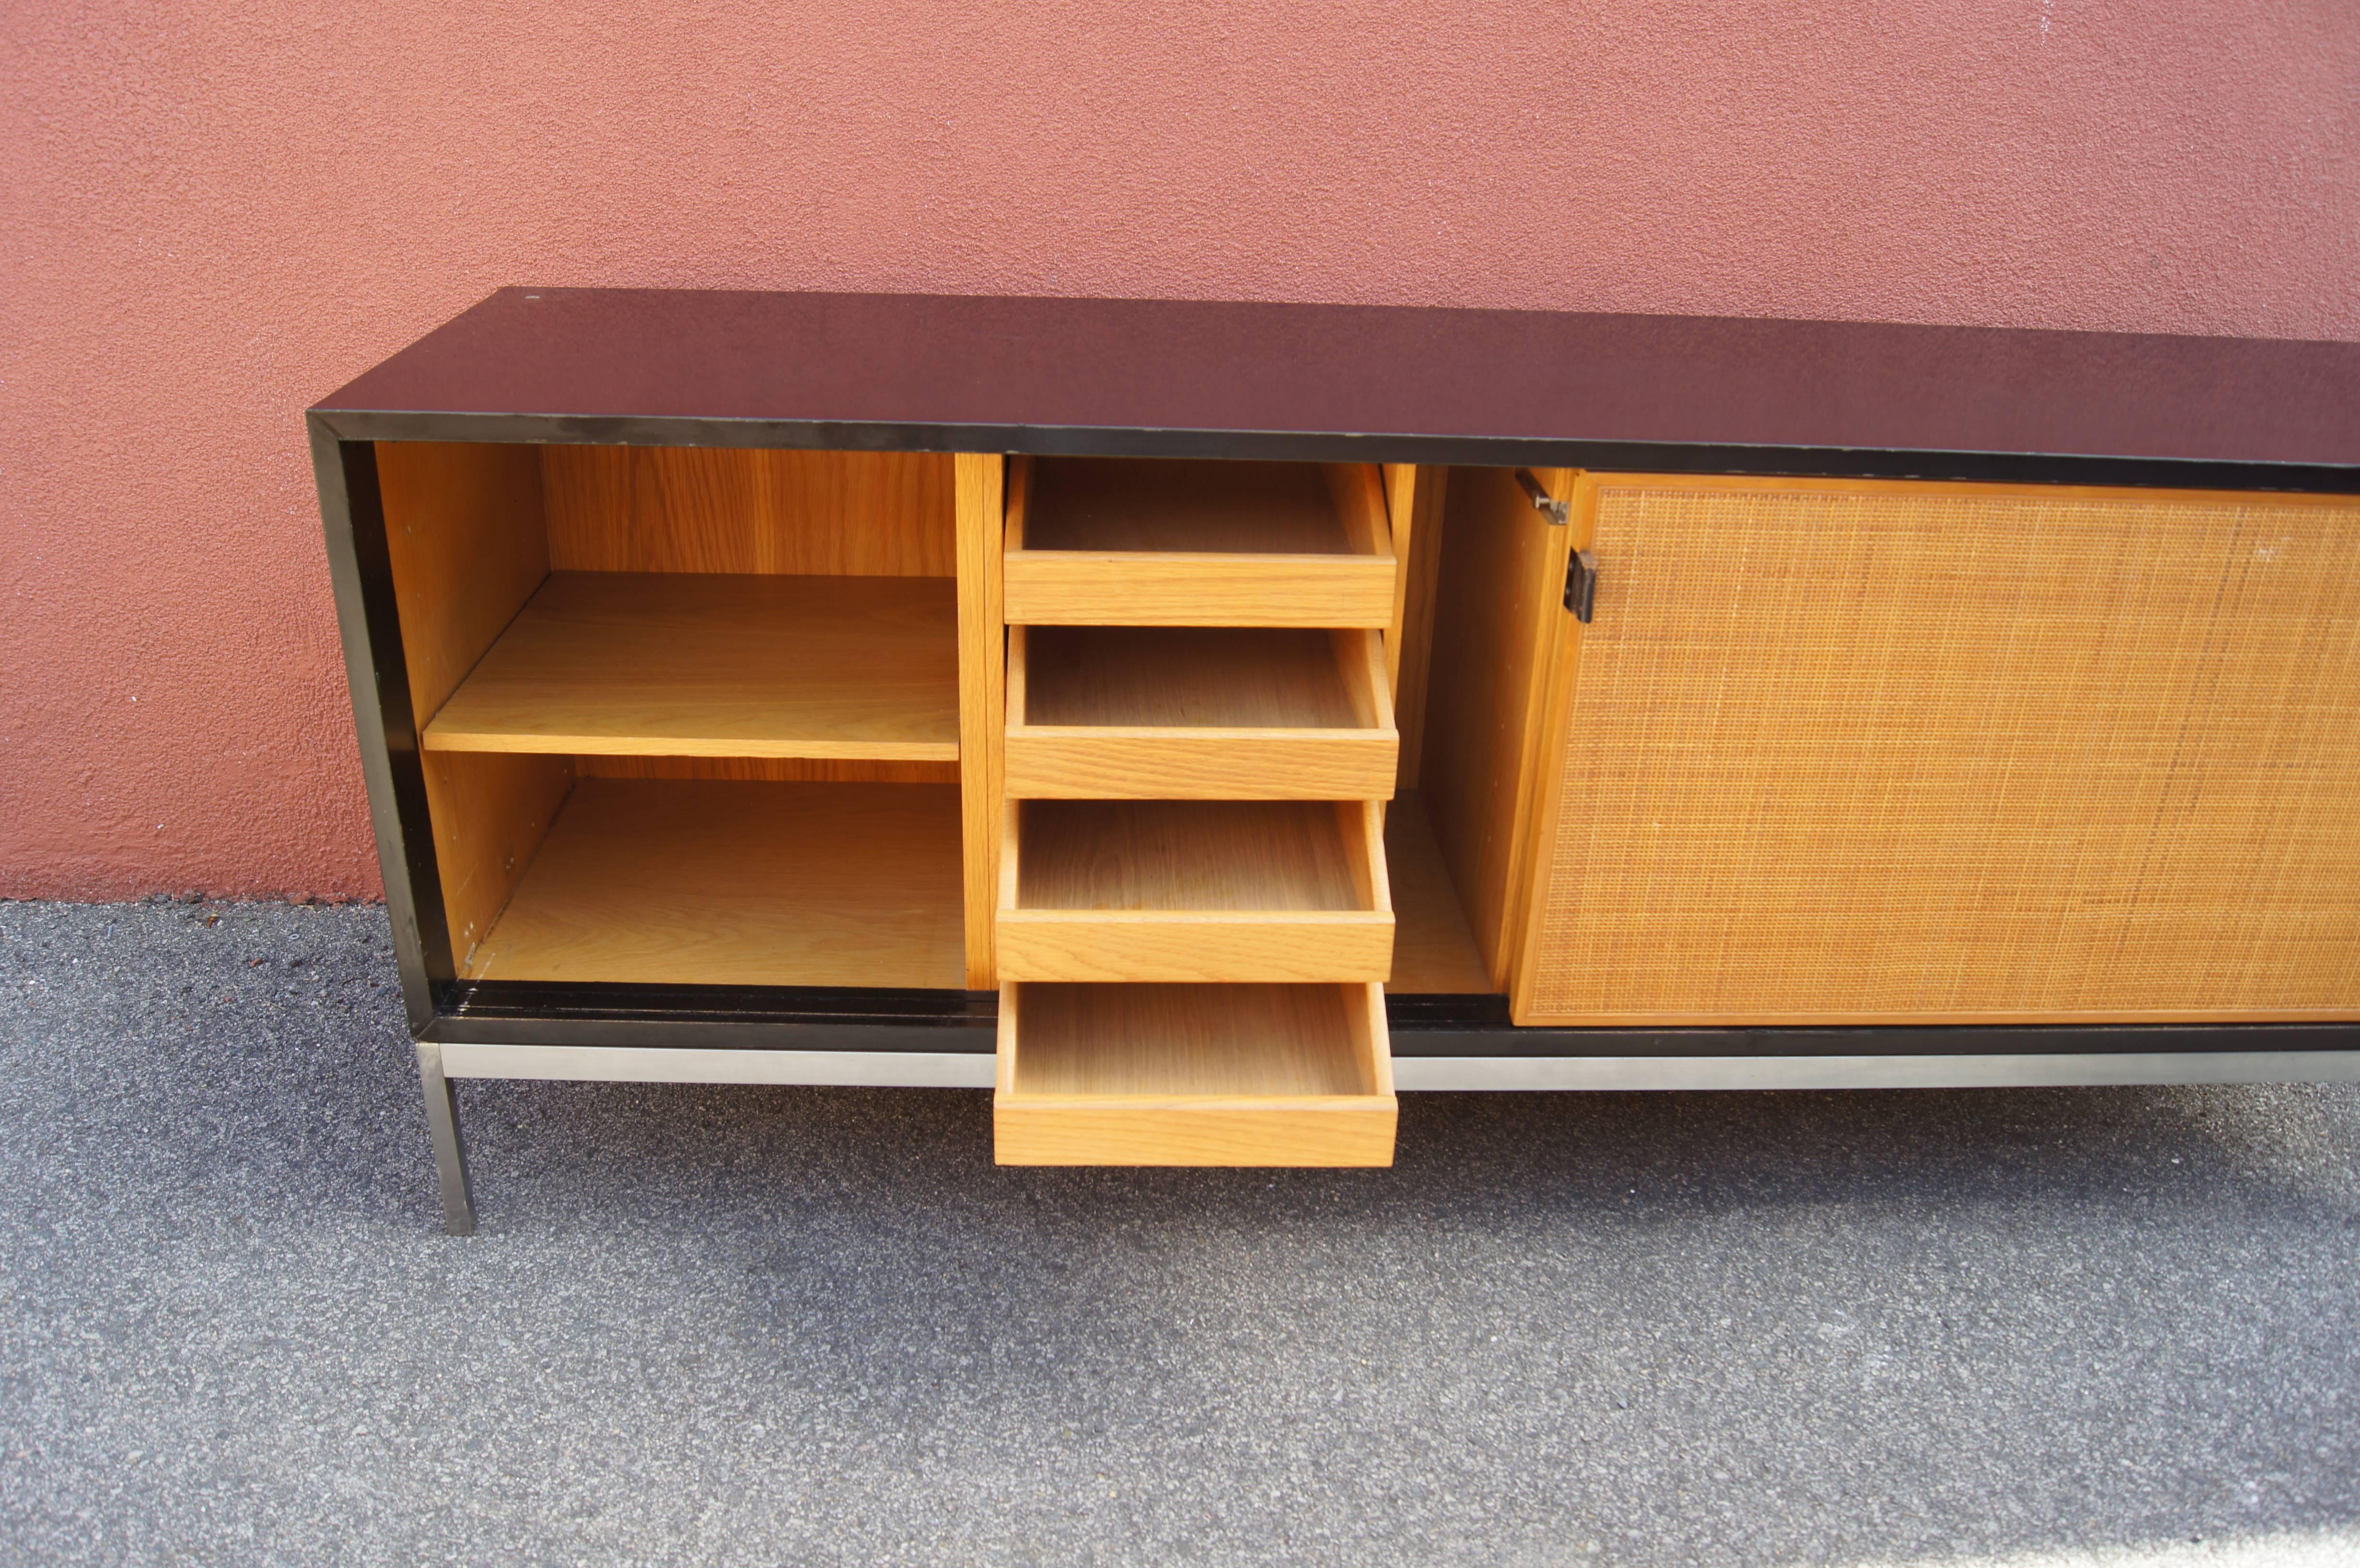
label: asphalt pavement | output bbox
[2,898,2356,1567]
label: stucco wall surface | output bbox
[3,0,2356,899]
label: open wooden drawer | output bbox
[1005,625,1398,799]
[995,982,1398,1165]
[1003,458,1396,626]
[998,799,1394,982]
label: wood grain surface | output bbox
[421,752,574,973]
[1007,457,1394,625]
[577,757,959,784]
[542,445,954,576]
[1421,464,1574,989]
[377,441,552,723]
[994,981,1396,1166]
[996,800,1394,982]
[1016,800,1369,910]
[1386,465,1451,788]
[1002,551,1397,627]
[957,453,1008,988]
[1020,625,1374,727]
[458,779,964,988]
[1007,625,1398,798]
[1002,731,1401,801]
[1385,790,1493,994]
[1022,457,1360,553]
[375,441,569,966]
[420,572,959,759]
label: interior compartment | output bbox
[1415,465,1578,994]
[1382,791,1490,994]
[1022,625,1369,727]
[1005,457,1396,626]
[1021,458,1367,553]
[997,799,1394,982]
[373,438,1518,1009]
[376,441,968,984]
[1006,625,1397,799]
[1016,800,1371,909]
[995,981,1397,1166]
[456,778,964,988]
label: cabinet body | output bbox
[306,289,2360,1226]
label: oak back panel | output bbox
[542,446,955,576]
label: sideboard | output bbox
[307,290,2360,1231]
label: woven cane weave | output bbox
[1523,480,2360,1024]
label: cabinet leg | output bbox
[415,1041,477,1236]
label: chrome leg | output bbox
[415,1041,477,1235]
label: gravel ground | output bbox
[1,898,2356,1567]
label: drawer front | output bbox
[1004,551,1398,627]
[994,981,1397,1167]
[1003,728,1399,800]
[996,911,1394,983]
[995,1099,1398,1165]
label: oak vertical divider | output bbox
[956,453,1008,990]
[376,441,570,975]
[1419,465,1576,992]
[1382,464,1450,788]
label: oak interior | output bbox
[376,441,968,981]
[1419,464,1571,989]
[1384,792,1490,994]
[1022,459,1355,554]
[421,571,959,759]
[376,442,574,964]
[458,779,965,988]
[375,437,1500,1008]
[1020,626,1370,729]
[1016,800,1369,912]
[542,445,956,576]
[1009,983,1380,1097]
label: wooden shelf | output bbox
[1006,625,1398,799]
[1005,458,1396,627]
[458,778,964,988]
[421,571,959,760]
[998,800,1394,983]
[995,981,1397,1166]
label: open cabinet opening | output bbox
[377,441,966,989]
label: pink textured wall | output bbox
[3,0,2356,899]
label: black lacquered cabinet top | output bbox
[312,288,2360,489]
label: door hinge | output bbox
[1515,468,1570,527]
[1565,550,1598,623]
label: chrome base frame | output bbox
[412,1040,2360,1234]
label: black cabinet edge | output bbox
[307,411,2360,494]
[419,983,2360,1058]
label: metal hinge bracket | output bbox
[1515,469,1570,527]
[1565,550,1598,623]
